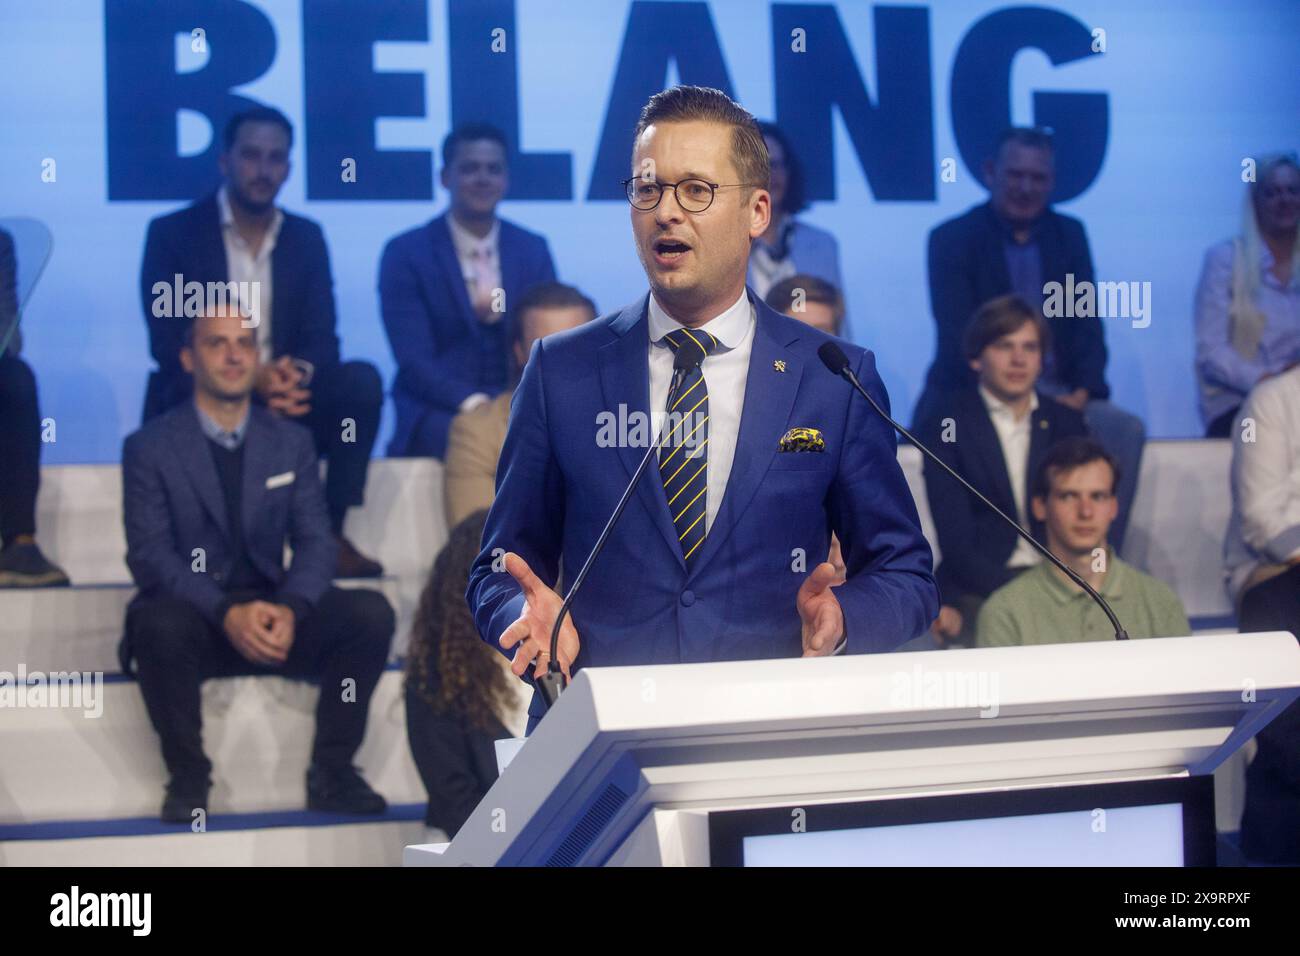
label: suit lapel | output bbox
[597,298,685,570]
[687,299,801,579]
[430,215,478,332]
[174,406,230,537]
[240,410,274,547]
[965,391,1018,515]
[981,203,1013,293]
[195,193,230,287]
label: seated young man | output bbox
[976,437,1189,646]
[442,282,595,529]
[120,308,394,823]
[916,294,1088,646]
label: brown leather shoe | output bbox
[335,536,383,578]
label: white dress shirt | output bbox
[647,290,754,535]
[979,385,1041,569]
[448,214,502,413]
[218,186,283,365]
[447,214,501,317]
[1226,366,1300,603]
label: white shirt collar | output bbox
[647,288,752,351]
[217,186,283,247]
[447,212,500,257]
[978,384,1039,422]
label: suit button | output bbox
[680,590,695,607]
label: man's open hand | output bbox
[798,561,845,657]
[497,552,580,681]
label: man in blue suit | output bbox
[379,123,557,458]
[467,87,938,733]
[140,106,384,578]
[121,308,395,823]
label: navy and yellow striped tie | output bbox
[658,328,718,566]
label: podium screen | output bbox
[708,777,1215,867]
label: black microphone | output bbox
[817,341,1129,641]
[536,345,705,708]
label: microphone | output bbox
[536,344,705,708]
[817,341,1129,642]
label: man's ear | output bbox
[1030,496,1047,522]
[748,188,771,240]
[968,357,983,376]
[439,164,451,191]
[217,150,230,181]
[180,346,194,375]
[981,159,996,192]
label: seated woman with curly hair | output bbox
[405,510,530,842]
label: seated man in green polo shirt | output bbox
[976,437,1189,646]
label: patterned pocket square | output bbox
[778,427,826,453]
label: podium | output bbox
[404,633,1300,866]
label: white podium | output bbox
[405,633,1300,867]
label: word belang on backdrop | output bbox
[105,1,1108,203]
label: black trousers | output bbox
[123,587,394,786]
[404,681,506,836]
[0,353,40,544]
[296,360,383,532]
[1237,565,1300,864]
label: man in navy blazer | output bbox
[121,308,395,823]
[379,123,556,458]
[916,127,1144,552]
[914,295,1088,647]
[467,87,937,733]
[140,106,384,577]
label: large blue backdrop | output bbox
[1,0,1297,461]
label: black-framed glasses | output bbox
[622,177,760,212]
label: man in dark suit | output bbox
[379,123,557,458]
[140,106,383,578]
[120,308,394,823]
[467,86,938,734]
[0,226,69,587]
[915,295,1087,647]
[916,128,1144,552]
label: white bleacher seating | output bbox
[0,442,1251,862]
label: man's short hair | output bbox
[442,122,509,169]
[962,294,1051,361]
[763,274,844,334]
[994,126,1055,162]
[515,282,597,323]
[1032,436,1120,500]
[633,86,769,194]
[224,106,294,151]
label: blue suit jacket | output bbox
[121,403,335,646]
[378,213,556,458]
[139,192,342,421]
[467,292,938,730]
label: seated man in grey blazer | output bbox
[120,307,394,823]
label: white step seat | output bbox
[0,670,424,826]
[0,817,426,866]
[0,577,402,676]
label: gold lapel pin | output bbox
[773,359,787,373]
